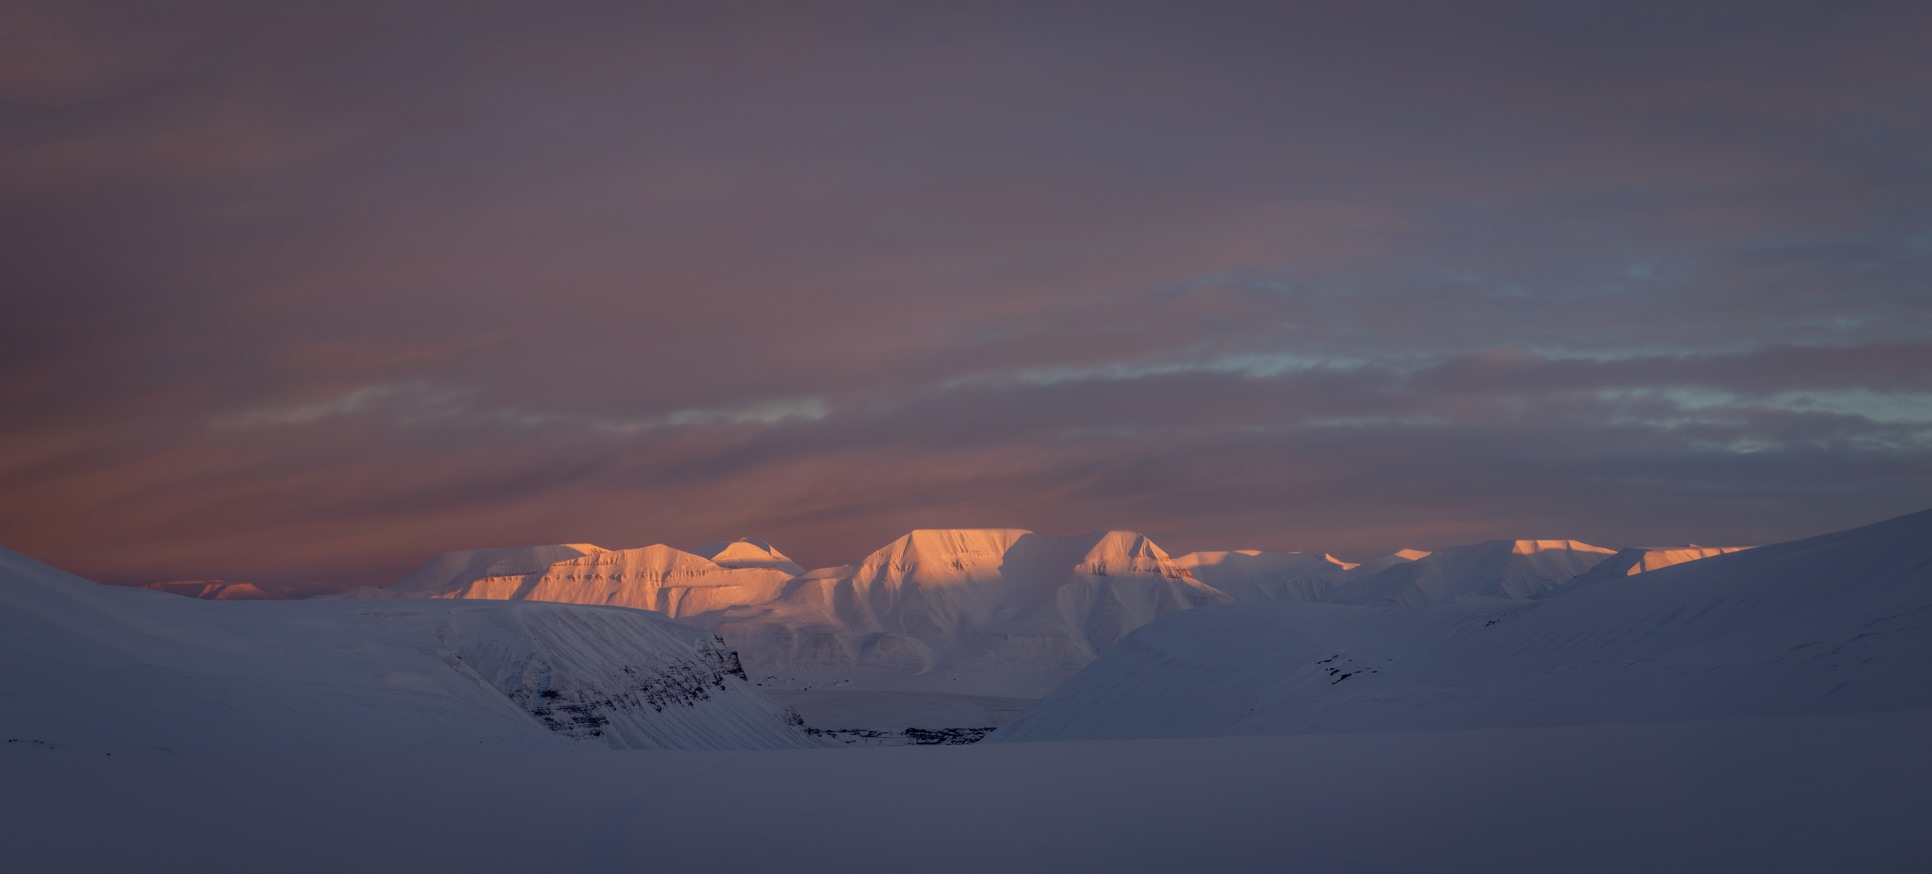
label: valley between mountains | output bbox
[307,526,1779,736]
[4,510,1929,872]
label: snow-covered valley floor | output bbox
[5,709,1928,874]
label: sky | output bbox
[3,1,1930,588]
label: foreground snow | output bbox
[346,528,1753,721]
[0,548,813,753]
[3,710,1926,873]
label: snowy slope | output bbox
[1173,549,1356,601]
[1329,538,1615,604]
[711,529,1231,697]
[440,544,796,624]
[1539,544,1751,598]
[998,508,1932,741]
[0,547,813,753]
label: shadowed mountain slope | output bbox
[0,547,813,753]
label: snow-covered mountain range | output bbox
[4,509,1925,874]
[346,527,1751,699]
[996,509,1932,742]
[710,529,1230,697]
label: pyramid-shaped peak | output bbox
[696,538,805,575]
[1079,530,1173,561]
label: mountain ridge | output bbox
[996,507,1932,742]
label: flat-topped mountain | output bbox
[453,544,795,622]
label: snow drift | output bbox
[997,508,1932,742]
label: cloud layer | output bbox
[3,2,1929,585]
